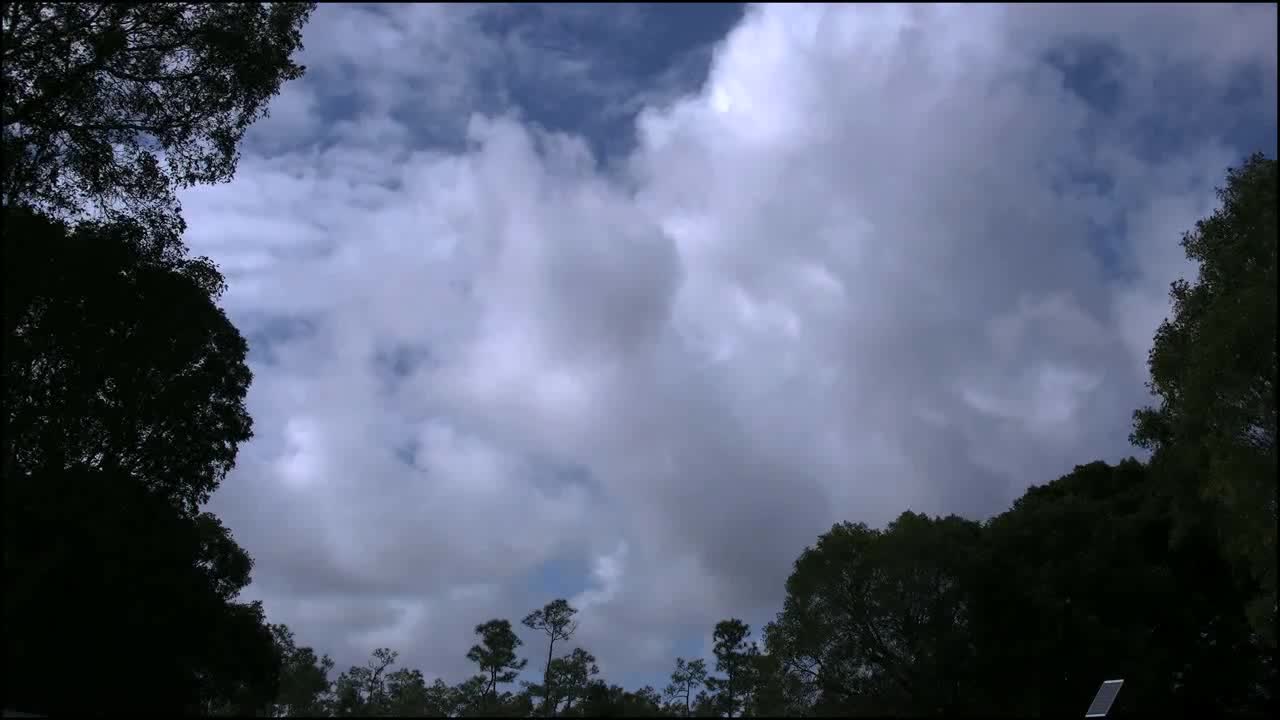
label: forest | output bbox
[2,3,1275,717]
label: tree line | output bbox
[259,452,1274,717]
[2,3,1275,717]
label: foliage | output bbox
[1,4,314,716]
[332,648,398,716]
[270,624,335,717]
[705,619,759,718]
[467,619,529,710]
[972,460,1272,717]
[763,512,984,716]
[523,598,581,716]
[451,675,490,717]
[747,652,810,717]
[3,205,253,515]
[548,647,600,715]
[664,657,708,717]
[571,681,665,717]
[1132,153,1278,648]
[1,2,315,235]
[2,207,273,714]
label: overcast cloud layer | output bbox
[181,3,1277,689]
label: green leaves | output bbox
[763,513,984,715]
[1132,153,1277,648]
[973,460,1273,716]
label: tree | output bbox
[545,647,599,715]
[3,205,253,516]
[422,678,460,718]
[1132,153,1278,648]
[664,657,708,717]
[452,675,490,718]
[690,690,718,718]
[2,207,272,714]
[573,681,664,717]
[200,600,285,716]
[385,668,433,717]
[467,619,529,710]
[561,648,601,713]
[523,598,580,716]
[763,513,984,716]
[746,652,807,718]
[706,619,759,718]
[1,2,315,236]
[496,689,537,718]
[333,648,398,716]
[971,460,1272,717]
[632,686,665,716]
[269,624,335,716]
[3,461,282,713]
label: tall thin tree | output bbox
[522,598,579,716]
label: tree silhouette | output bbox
[3,206,253,515]
[548,647,599,715]
[763,513,985,715]
[523,598,580,715]
[1,2,316,236]
[270,623,335,716]
[664,657,708,717]
[3,206,273,714]
[706,619,759,718]
[1132,153,1277,649]
[467,619,528,710]
[972,460,1272,716]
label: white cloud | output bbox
[184,2,1277,687]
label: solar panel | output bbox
[1085,679,1124,718]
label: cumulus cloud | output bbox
[182,2,1277,688]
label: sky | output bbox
[180,2,1278,693]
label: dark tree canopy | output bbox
[763,512,984,716]
[4,205,253,515]
[570,681,664,717]
[1,2,315,234]
[3,462,280,713]
[2,3,314,716]
[272,623,336,716]
[2,206,271,713]
[971,460,1274,716]
[705,619,759,718]
[551,648,600,715]
[1132,153,1278,648]
[333,648,399,717]
[468,619,529,708]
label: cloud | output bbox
[183,2,1277,689]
